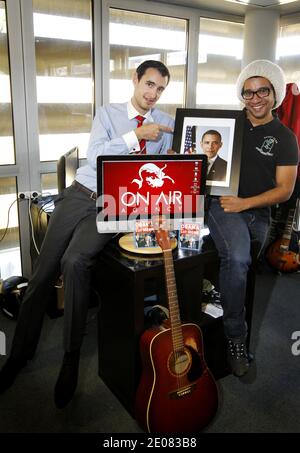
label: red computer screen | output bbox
[96,155,207,231]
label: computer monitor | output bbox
[96,154,207,233]
[57,146,79,193]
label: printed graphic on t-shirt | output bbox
[256,136,278,156]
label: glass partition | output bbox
[0,177,22,279]
[277,23,300,84]
[109,8,187,117]
[32,0,93,161]
[197,17,244,110]
[0,1,15,165]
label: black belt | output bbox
[72,180,97,201]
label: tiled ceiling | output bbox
[149,0,300,16]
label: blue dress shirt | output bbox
[76,102,174,191]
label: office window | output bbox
[109,8,187,117]
[197,18,244,109]
[0,177,22,279]
[0,3,21,278]
[0,1,15,165]
[41,173,58,195]
[277,23,300,84]
[32,0,93,161]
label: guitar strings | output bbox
[164,249,185,392]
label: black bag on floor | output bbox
[0,276,28,319]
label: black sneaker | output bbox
[0,357,27,394]
[227,337,250,377]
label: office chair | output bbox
[57,146,79,193]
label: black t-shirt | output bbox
[238,110,299,199]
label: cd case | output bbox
[134,220,177,248]
[179,222,201,251]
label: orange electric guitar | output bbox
[265,207,300,273]
[135,223,218,433]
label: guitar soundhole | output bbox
[168,348,191,377]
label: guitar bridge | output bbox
[169,383,195,399]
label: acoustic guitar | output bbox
[135,223,218,433]
[265,207,300,273]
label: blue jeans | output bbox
[206,198,270,338]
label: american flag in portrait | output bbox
[184,125,196,153]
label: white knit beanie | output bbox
[236,59,286,109]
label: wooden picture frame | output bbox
[172,108,244,196]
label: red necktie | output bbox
[135,115,146,154]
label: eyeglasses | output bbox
[242,87,271,100]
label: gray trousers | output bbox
[10,185,113,360]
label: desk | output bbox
[96,237,257,415]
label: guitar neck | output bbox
[162,249,184,351]
[282,208,296,241]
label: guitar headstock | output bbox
[152,215,171,251]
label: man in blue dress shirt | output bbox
[0,60,174,408]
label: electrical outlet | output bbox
[18,192,31,200]
[18,191,41,200]
[31,191,41,199]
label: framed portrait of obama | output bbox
[172,109,244,196]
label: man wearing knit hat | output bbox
[206,59,299,377]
